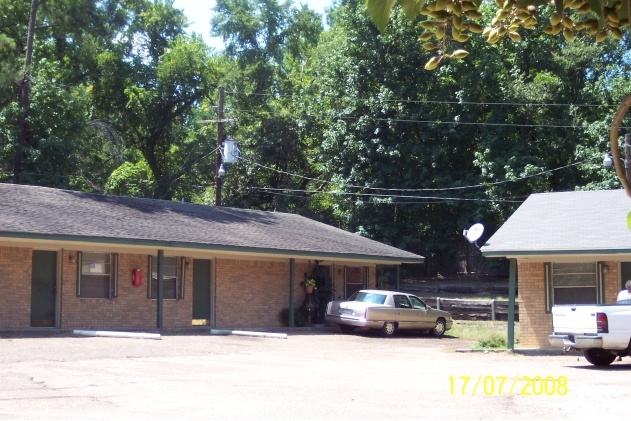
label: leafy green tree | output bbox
[299,0,628,271]
[0,0,136,185]
[91,1,224,200]
[367,0,631,196]
[210,0,324,212]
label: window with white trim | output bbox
[544,262,604,312]
[76,252,118,299]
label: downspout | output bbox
[289,258,295,328]
[157,250,164,329]
[507,258,517,350]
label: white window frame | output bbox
[147,255,185,300]
[76,252,118,299]
[544,262,604,312]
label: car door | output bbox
[394,295,418,329]
[409,296,433,329]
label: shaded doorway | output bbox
[31,250,57,327]
[192,259,212,326]
[621,262,631,290]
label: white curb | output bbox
[210,329,287,339]
[73,330,161,340]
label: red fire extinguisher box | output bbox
[132,269,142,286]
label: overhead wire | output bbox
[227,108,631,129]
[225,90,621,108]
[245,187,525,203]
[240,156,594,192]
[257,190,506,205]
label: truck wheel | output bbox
[583,348,616,366]
[339,324,355,334]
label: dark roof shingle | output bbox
[0,184,423,263]
[482,189,631,256]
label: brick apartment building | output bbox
[482,189,631,348]
[0,184,423,331]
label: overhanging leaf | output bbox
[618,0,627,21]
[515,0,547,7]
[399,0,426,20]
[554,0,564,17]
[366,0,398,32]
[587,0,604,17]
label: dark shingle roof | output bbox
[482,189,631,256]
[0,184,422,263]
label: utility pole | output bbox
[13,0,38,184]
[215,87,225,207]
[198,87,238,206]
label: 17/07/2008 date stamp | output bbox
[449,375,568,396]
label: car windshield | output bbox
[350,292,387,304]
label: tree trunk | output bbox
[13,0,38,184]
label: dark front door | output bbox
[31,250,57,327]
[621,262,631,290]
[192,259,211,325]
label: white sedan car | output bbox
[325,290,453,337]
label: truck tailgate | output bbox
[552,305,597,334]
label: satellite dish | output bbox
[463,223,485,245]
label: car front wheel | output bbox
[381,321,397,337]
[583,348,616,366]
[431,318,446,337]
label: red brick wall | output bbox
[60,251,193,330]
[519,260,619,348]
[604,262,619,304]
[0,247,32,329]
[214,259,310,328]
[368,266,376,289]
[0,246,380,331]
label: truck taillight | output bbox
[596,312,609,333]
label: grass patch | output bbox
[447,320,519,349]
[471,333,507,350]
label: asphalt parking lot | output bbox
[0,328,630,420]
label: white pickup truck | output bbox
[548,304,631,365]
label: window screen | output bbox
[77,252,116,299]
[549,262,600,307]
[149,256,178,300]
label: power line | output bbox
[242,156,593,192]
[337,116,631,129]
[225,90,621,108]
[246,187,524,203]
[228,108,631,129]
[258,190,513,205]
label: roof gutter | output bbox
[482,248,631,258]
[0,232,425,264]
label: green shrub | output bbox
[279,308,308,327]
[472,333,507,349]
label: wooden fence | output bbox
[416,297,519,321]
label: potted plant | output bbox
[304,278,316,294]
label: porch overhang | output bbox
[0,232,424,265]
